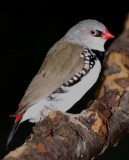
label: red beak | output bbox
[102,29,115,40]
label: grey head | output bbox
[64,19,113,52]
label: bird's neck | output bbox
[88,48,105,65]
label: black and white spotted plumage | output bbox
[52,48,102,91]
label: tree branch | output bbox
[3,15,129,160]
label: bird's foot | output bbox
[64,113,87,129]
[40,105,58,118]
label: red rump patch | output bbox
[15,103,23,122]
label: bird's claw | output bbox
[65,113,87,129]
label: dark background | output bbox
[0,1,129,159]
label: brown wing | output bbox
[20,38,84,109]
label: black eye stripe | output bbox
[95,30,102,37]
[90,30,102,37]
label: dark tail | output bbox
[6,119,21,147]
[7,103,23,147]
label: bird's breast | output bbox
[49,59,101,112]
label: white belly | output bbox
[22,59,101,123]
[50,59,101,112]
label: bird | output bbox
[7,19,114,146]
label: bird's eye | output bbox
[90,30,102,37]
[90,30,96,35]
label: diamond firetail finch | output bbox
[7,19,114,146]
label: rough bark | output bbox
[3,15,129,160]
